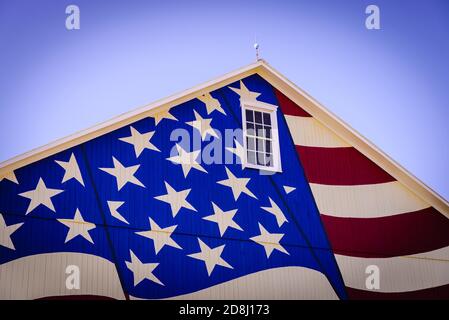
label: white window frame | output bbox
[241,100,282,173]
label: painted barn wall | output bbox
[2,71,447,300]
[0,145,125,299]
[275,90,449,299]
[1,75,346,299]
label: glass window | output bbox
[242,105,281,172]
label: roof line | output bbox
[257,61,449,217]
[0,60,264,174]
[1,59,448,217]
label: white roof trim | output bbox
[0,60,264,175]
[1,59,448,217]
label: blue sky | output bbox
[0,0,448,200]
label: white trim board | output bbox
[0,59,448,218]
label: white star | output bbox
[217,167,257,201]
[166,144,207,178]
[188,238,233,276]
[57,209,96,244]
[107,200,129,224]
[99,157,145,191]
[154,181,196,217]
[186,110,219,140]
[136,217,182,254]
[283,185,296,194]
[197,92,226,115]
[152,108,177,126]
[229,80,261,102]
[0,171,18,184]
[0,213,23,250]
[18,178,64,214]
[261,197,288,227]
[55,153,85,186]
[202,202,243,236]
[250,223,289,258]
[226,138,244,164]
[126,250,164,286]
[119,126,160,158]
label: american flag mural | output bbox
[276,90,449,299]
[0,67,448,300]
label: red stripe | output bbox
[275,88,311,117]
[321,207,449,258]
[346,285,449,300]
[297,145,395,185]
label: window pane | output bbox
[256,138,264,152]
[256,152,265,165]
[254,111,262,124]
[263,113,271,125]
[246,109,254,122]
[247,137,255,150]
[265,153,273,167]
[243,108,279,171]
[265,140,272,153]
[247,151,256,164]
[255,124,263,137]
[264,126,271,139]
[246,122,255,136]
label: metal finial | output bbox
[254,42,260,61]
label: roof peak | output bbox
[1,60,448,217]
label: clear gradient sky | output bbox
[0,0,448,200]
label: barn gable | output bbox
[1,60,448,300]
[1,71,348,299]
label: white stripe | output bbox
[412,246,449,260]
[285,115,349,148]
[0,252,125,300]
[336,246,449,293]
[130,267,338,300]
[310,181,429,218]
